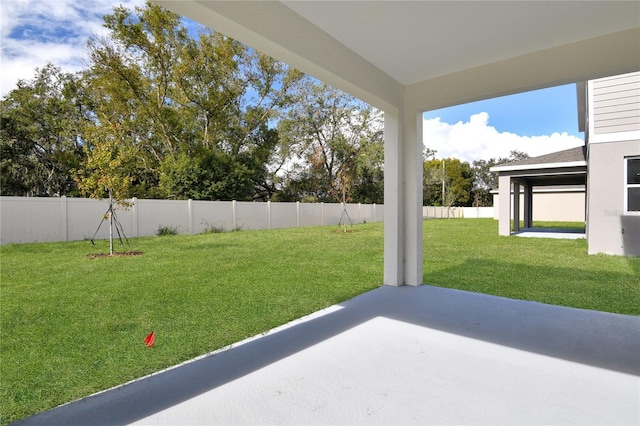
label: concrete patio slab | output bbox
[513,228,586,239]
[14,285,640,425]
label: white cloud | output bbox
[0,0,145,96]
[423,112,584,163]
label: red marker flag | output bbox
[144,331,155,347]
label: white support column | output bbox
[498,175,511,236]
[383,108,423,287]
[524,185,533,229]
[513,182,520,232]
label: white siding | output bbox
[592,72,640,135]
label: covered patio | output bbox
[16,1,639,424]
[492,146,588,237]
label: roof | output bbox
[491,146,587,173]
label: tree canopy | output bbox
[2,1,527,207]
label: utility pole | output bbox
[441,159,445,207]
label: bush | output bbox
[201,221,226,234]
[156,225,178,236]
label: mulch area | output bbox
[87,251,144,259]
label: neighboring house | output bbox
[492,71,640,256]
[491,184,586,223]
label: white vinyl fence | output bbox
[0,197,384,244]
[0,197,495,245]
[422,206,493,219]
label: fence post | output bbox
[188,199,194,234]
[267,201,272,230]
[132,197,138,237]
[358,203,362,223]
[232,200,237,231]
[296,201,300,227]
[321,202,324,226]
[61,196,68,241]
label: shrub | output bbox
[201,220,226,234]
[156,225,178,236]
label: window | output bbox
[626,157,640,213]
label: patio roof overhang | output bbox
[155,0,640,285]
[491,146,588,187]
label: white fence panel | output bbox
[236,201,268,231]
[461,207,494,218]
[322,203,343,226]
[136,199,189,236]
[359,203,378,223]
[299,203,323,227]
[1,197,64,244]
[343,203,361,224]
[192,200,234,233]
[67,198,133,241]
[270,202,298,229]
[422,206,463,219]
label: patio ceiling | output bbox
[157,1,639,112]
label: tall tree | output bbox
[276,78,384,203]
[1,64,85,196]
[79,1,301,201]
[471,150,530,206]
[424,158,473,207]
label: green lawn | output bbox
[1,219,638,423]
[423,219,638,314]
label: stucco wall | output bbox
[492,189,586,222]
[587,140,640,255]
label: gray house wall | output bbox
[587,71,640,256]
[587,141,640,255]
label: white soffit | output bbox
[157,1,640,111]
[490,161,588,173]
[283,1,640,86]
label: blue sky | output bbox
[424,84,582,139]
[422,85,585,162]
[1,0,585,163]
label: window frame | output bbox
[624,156,640,215]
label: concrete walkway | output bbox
[15,285,640,425]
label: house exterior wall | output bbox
[492,189,585,222]
[586,71,640,256]
[591,72,640,135]
[587,140,640,255]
